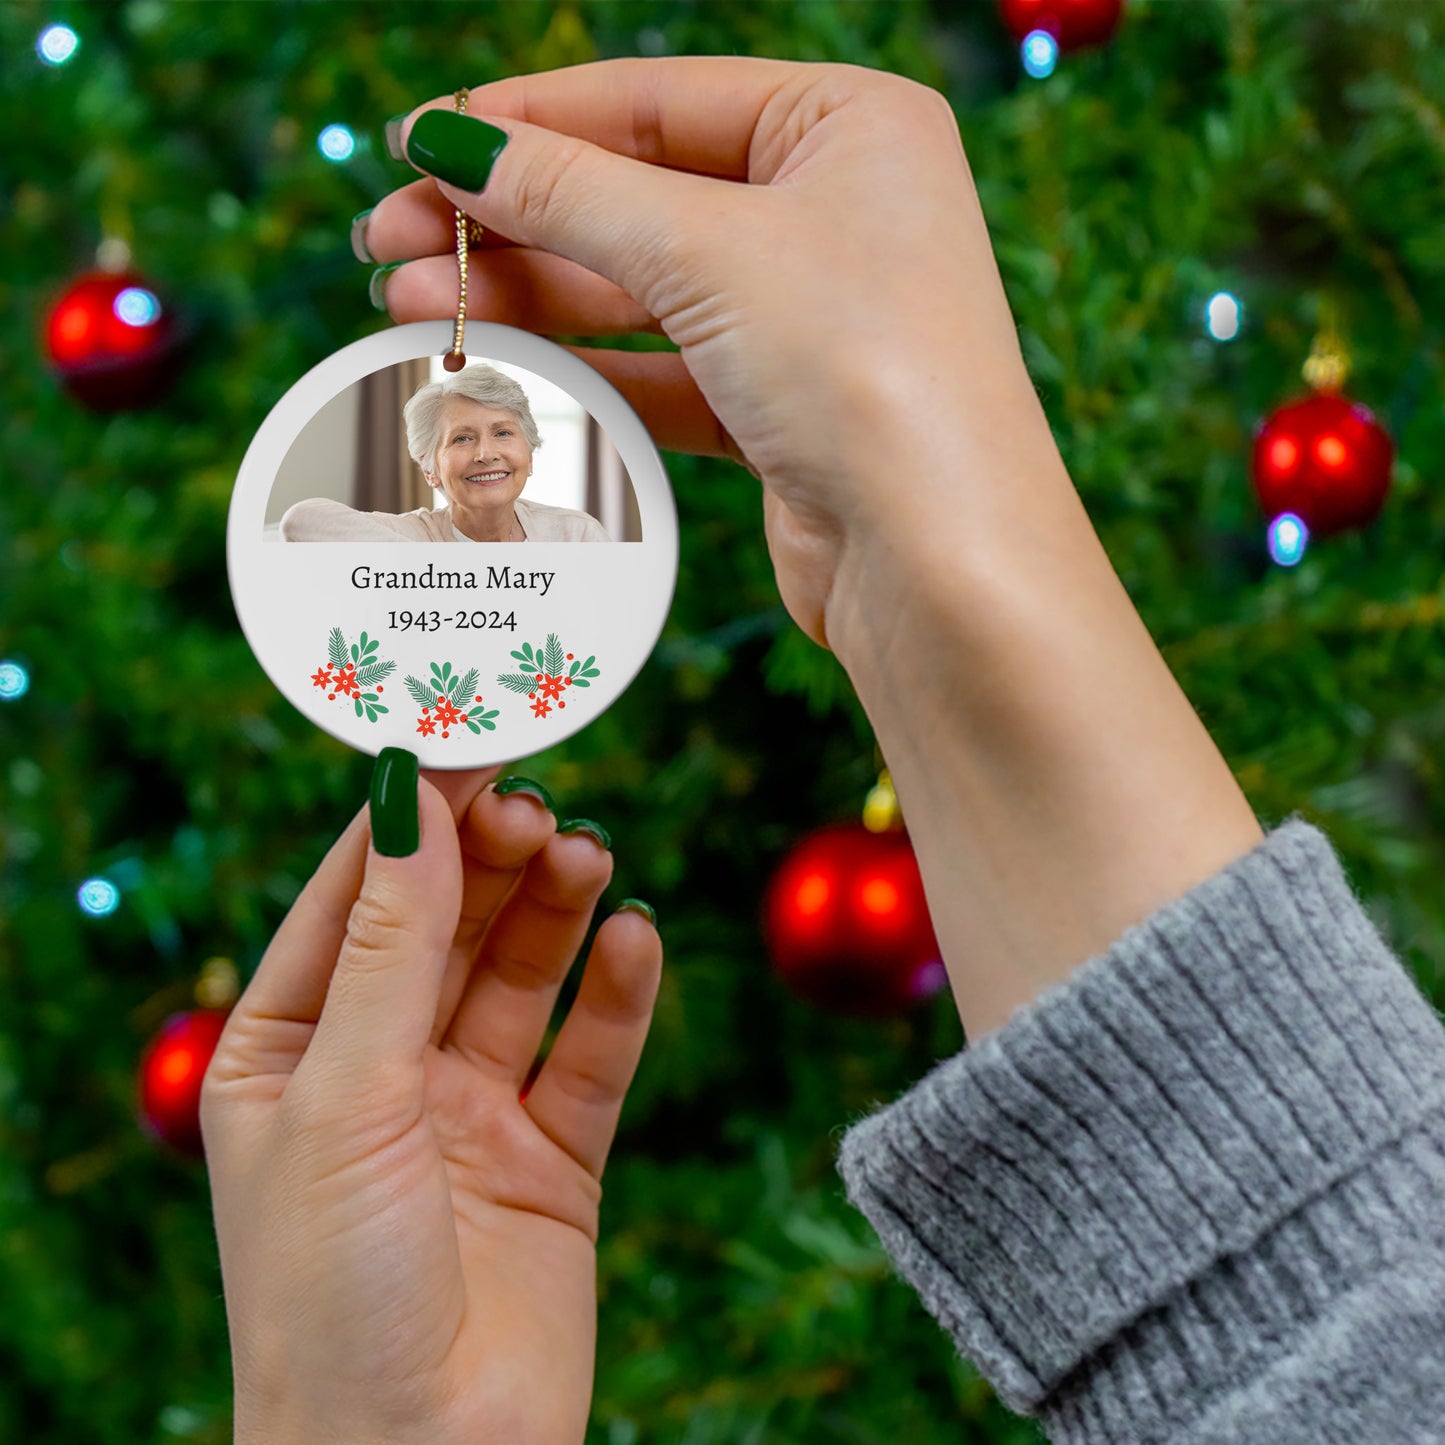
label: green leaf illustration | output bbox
[328,628,348,669]
[496,672,538,696]
[404,676,435,710]
[355,660,396,687]
[544,633,564,677]
[454,668,479,703]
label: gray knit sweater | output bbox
[835,816,1445,1443]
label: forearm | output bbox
[828,400,1263,1043]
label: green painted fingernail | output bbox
[369,261,404,311]
[370,748,419,857]
[405,110,510,192]
[558,818,612,850]
[350,208,375,264]
[384,114,408,161]
[617,898,656,926]
[494,776,555,812]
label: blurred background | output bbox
[2,2,1443,1442]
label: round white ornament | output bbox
[228,320,678,767]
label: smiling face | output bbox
[424,397,533,530]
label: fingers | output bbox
[206,805,371,1086]
[440,829,614,1086]
[429,783,558,1048]
[524,909,662,1182]
[377,246,661,337]
[396,105,752,314]
[362,177,520,259]
[559,348,752,466]
[420,765,503,825]
[422,56,810,182]
[303,778,464,1083]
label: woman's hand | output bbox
[201,764,662,1445]
[362,61,1263,1047]
[361,57,1070,661]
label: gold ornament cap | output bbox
[195,956,240,1010]
[863,768,902,833]
[1302,296,1351,393]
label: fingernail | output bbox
[350,208,375,264]
[370,748,420,857]
[617,898,656,926]
[493,775,555,812]
[558,818,612,851]
[369,261,404,311]
[405,110,510,192]
[384,114,408,162]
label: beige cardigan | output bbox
[279,496,613,542]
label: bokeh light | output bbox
[0,661,29,700]
[1022,30,1059,79]
[1267,512,1309,568]
[1205,291,1243,341]
[318,124,356,162]
[114,287,162,327]
[37,24,79,65]
[78,878,121,917]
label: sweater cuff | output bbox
[835,816,1445,1419]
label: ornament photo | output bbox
[228,320,678,767]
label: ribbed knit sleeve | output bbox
[835,816,1445,1443]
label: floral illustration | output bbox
[496,634,601,720]
[403,660,500,738]
[310,628,395,724]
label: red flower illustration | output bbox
[416,712,436,737]
[538,674,565,700]
[333,666,358,697]
[530,695,552,718]
[311,666,333,689]
[434,698,463,728]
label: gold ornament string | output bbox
[443,88,485,372]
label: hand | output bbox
[361,57,1066,660]
[362,60,1262,1048]
[201,767,662,1445]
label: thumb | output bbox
[400,107,735,317]
[305,750,462,1086]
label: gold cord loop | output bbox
[443,88,478,373]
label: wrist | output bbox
[822,374,1078,679]
[820,419,1262,1042]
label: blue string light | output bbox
[1268,512,1309,568]
[1205,292,1243,342]
[37,24,79,65]
[1022,30,1059,79]
[78,878,121,917]
[114,287,162,327]
[0,660,29,700]
[318,124,356,162]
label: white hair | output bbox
[403,363,542,474]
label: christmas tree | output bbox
[3,2,1443,1441]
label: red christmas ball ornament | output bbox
[1251,392,1393,538]
[764,823,945,1018]
[137,1009,230,1158]
[998,0,1124,51]
[44,269,182,410]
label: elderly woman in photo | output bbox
[280,363,613,542]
